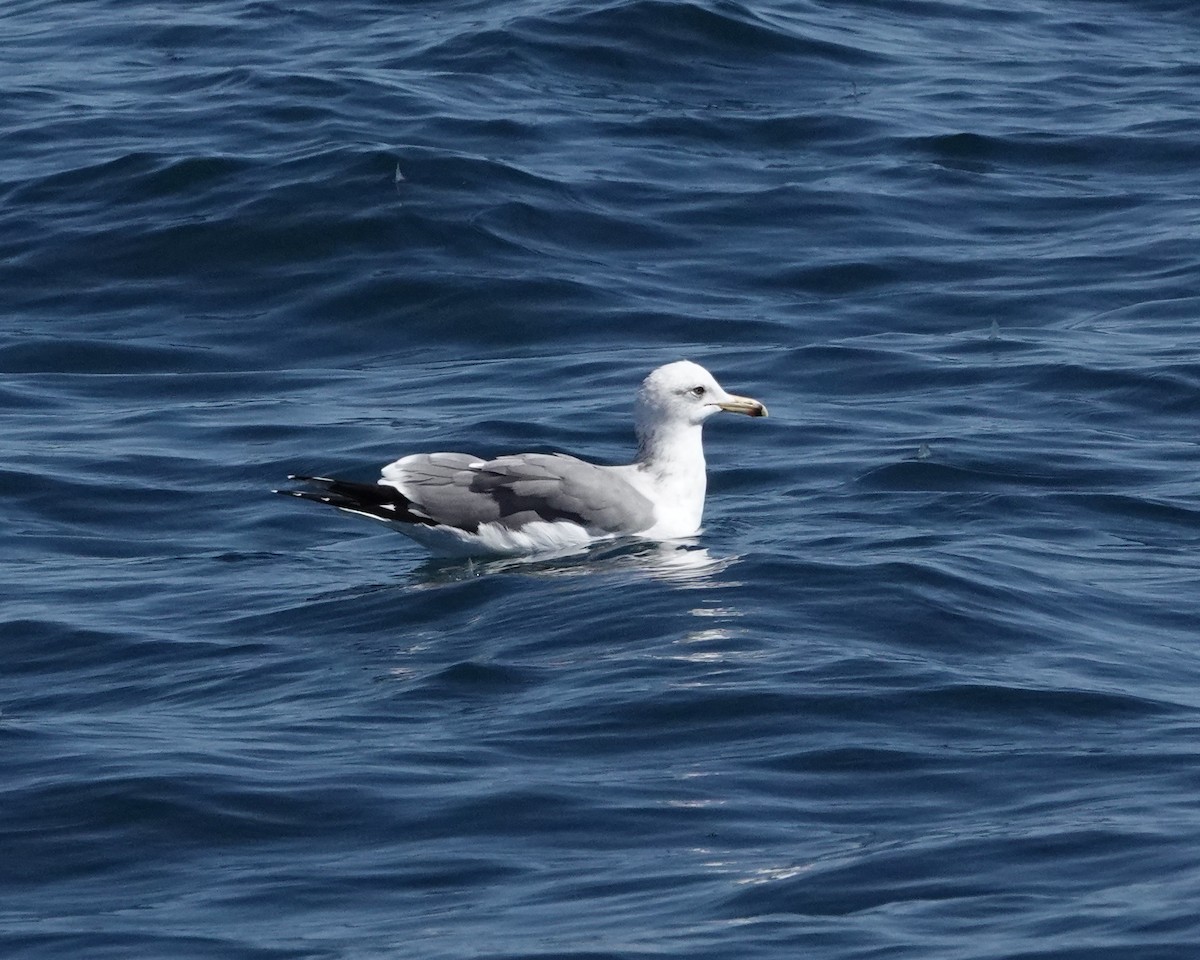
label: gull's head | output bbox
[636,360,768,430]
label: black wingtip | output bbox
[275,474,438,527]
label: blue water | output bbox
[3,1,1199,957]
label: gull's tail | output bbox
[275,475,436,527]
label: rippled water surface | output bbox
[4,1,1200,957]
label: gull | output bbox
[277,360,767,557]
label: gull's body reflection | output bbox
[408,538,741,588]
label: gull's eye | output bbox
[690,385,707,398]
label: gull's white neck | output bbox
[633,417,707,537]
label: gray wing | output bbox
[382,452,655,534]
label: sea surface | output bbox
[3,1,1199,957]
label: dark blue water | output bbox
[4,1,1199,957]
